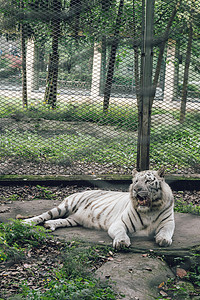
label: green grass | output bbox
[0,221,118,300]
[20,243,117,300]
[0,99,199,173]
[0,220,49,262]
[20,277,116,300]
[150,120,199,171]
[0,221,49,267]
[174,198,200,215]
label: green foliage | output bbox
[174,199,200,215]
[0,56,10,69]
[20,240,116,299]
[150,114,199,171]
[189,265,200,287]
[20,277,116,300]
[35,185,56,199]
[0,220,49,261]
[5,194,20,201]
[0,220,48,248]
[0,220,117,299]
[62,242,114,277]
[19,244,117,300]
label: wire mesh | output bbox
[0,0,199,176]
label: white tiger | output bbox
[23,168,175,249]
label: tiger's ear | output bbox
[132,169,138,177]
[157,167,165,178]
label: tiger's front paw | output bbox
[156,235,172,247]
[113,236,131,250]
[44,220,56,231]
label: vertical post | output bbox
[137,0,154,171]
[103,0,124,112]
[21,22,28,108]
[26,39,39,98]
[173,39,180,101]
[91,43,102,99]
[163,39,176,103]
[100,36,107,94]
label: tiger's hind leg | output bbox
[23,201,70,226]
[44,215,79,231]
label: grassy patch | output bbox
[0,101,138,131]
[34,185,57,199]
[174,198,200,215]
[0,100,199,173]
[150,113,200,172]
[0,220,49,262]
[0,221,118,300]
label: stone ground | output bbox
[1,197,200,299]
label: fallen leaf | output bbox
[10,272,20,275]
[160,290,168,297]
[158,282,165,288]
[23,263,32,269]
[176,267,187,278]
[16,214,34,219]
[128,268,133,273]
[0,207,11,213]
[107,257,114,261]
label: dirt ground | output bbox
[0,184,199,205]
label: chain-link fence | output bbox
[0,0,199,176]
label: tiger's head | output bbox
[130,168,169,213]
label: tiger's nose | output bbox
[134,185,148,196]
[135,187,142,192]
[134,185,143,192]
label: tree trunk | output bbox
[103,0,124,112]
[133,0,140,103]
[44,0,61,109]
[136,0,181,171]
[21,22,28,108]
[69,0,81,39]
[136,0,145,170]
[180,25,193,123]
[151,0,182,108]
[137,0,154,171]
[100,0,110,94]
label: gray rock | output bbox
[96,252,174,300]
